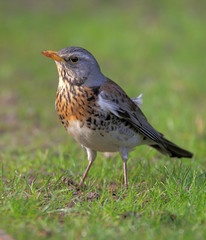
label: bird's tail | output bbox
[150,137,193,158]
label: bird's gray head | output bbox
[42,47,106,87]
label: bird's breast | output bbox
[55,84,144,151]
[55,84,99,128]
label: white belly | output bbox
[67,120,145,152]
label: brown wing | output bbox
[98,78,164,143]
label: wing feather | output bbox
[98,79,163,143]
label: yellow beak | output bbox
[41,50,65,62]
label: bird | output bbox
[41,47,193,187]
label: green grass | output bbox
[1,0,206,239]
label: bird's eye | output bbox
[69,56,79,63]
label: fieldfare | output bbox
[42,47,193,187]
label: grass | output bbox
[0,0,206,239]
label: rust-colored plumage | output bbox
[55,84,98,128]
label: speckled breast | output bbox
[55,84,143,152]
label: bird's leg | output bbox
[79,161,93,187]
[79,148,97,188]
[119,147,129,187]
[123,161,128,187]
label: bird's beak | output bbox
[41,50,65,62]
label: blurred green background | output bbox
[1,0,206,239]
[1,1,205,150]
[1,0,206,177]
[1,0,205,152]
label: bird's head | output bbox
[42,47,106,87]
